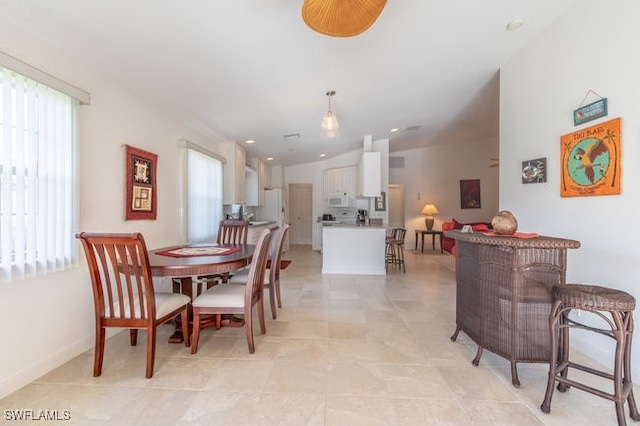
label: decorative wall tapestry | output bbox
[459,179,481,209]
[125,145,158,220]
[560,117,621,197]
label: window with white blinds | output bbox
[0,66,78,280]
[187,148,223,243]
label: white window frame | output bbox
[0,54,88,280]
[177,139,225,244]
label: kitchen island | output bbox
[322,224,386,275]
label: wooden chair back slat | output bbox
[217,219,249,244]
[78,232,156,322]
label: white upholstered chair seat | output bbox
[227,268,265,284]
[192,283,246,309]
[107,293,191,319]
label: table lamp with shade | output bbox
[420,204,439,230]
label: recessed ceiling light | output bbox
[284,133,300,140]
[506,19,524,31]
[266,157,274,161]
[245,139,255,144]
[319,153,326,157]
[390,128,399,133]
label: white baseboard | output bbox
[0,329,120,399]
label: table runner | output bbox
[156,246,241,258]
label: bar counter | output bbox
[445,230,580,387]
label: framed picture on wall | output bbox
[459,179,481,209]
[522,157,547,184]
[560,117,621,197]
[125,145,158,220]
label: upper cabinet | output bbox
[246,157,267,206]
[245,165,258,206]
[221,141,246,205]
[357,152,381,197]
[324,166,356,199]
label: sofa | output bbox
[441,218,492,255]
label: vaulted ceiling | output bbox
[0,0,577,166]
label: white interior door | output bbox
[388,184,405,229]
[288,183,313,245]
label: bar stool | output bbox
[385,228,406,273]
[541,283,640,426]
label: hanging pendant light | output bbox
[302,0,388,38]
[321,90,340,137]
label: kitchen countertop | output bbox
[248,221,277,227]
[322,222,386,229]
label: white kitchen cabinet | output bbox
[247,223,279,253]
[323,166,356,199]
[313,222,323,251]
[245,166,258,206]
[221,141,247,205]
[247,157,267,206]
[357,152,381,197]
[247,224,267,244]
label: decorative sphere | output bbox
[491,210,518,235]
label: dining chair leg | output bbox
[94,326,105,377]
[190,308,201,354]
[268,284,277,320]
[180,309,190,347]
[275,279,282,308]
[245,309,255,354]
[146,326,156,378]
[258,299,267,335]
[130,329,138,346]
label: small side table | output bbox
[415,230,443,253]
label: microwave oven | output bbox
[327,192,349,207]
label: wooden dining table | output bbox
[148,242,255,343]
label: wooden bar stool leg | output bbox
[542,284,639,425]
[625,317,640,420]
[542,300,563,413]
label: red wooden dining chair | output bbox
[190,228,273,354]
[217,219,249,244]
[228,224,290,319]
[194,219,250,293]
[76,232,190,378]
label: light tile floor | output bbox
[2,245,637,425]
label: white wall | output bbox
[500,0,640,374]
[0,17,227,397]
[390,137,499,242]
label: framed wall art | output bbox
[522,157,547,184]
[459,179,481,209]
[560,117,621,197]
[125,145,158,220]
[573,98,608,126]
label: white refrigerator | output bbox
[256,188,289,252]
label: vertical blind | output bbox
[0,66,78,280]
[187,148,223,243]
